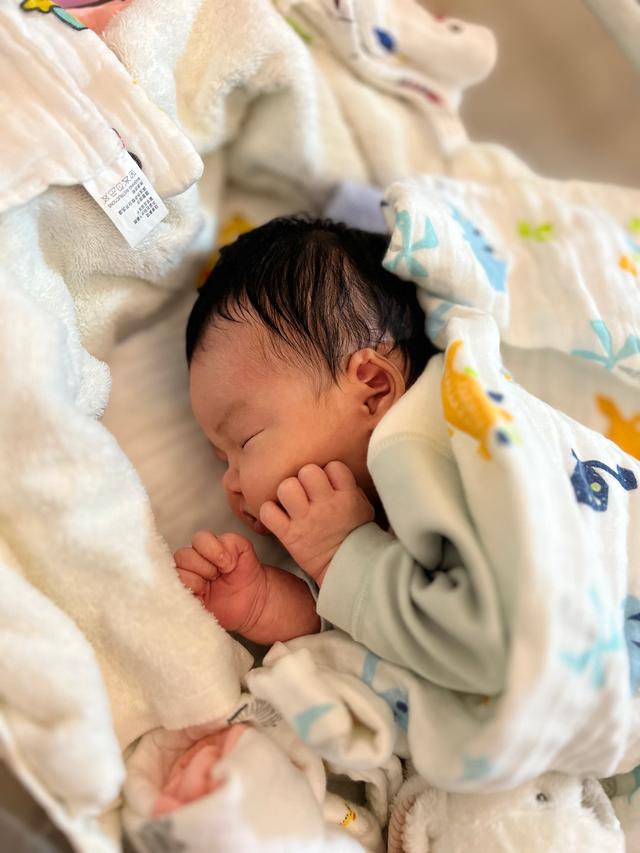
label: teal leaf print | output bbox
[623,595,640,694]
[572,320,640,371]
[561,588,623,688]
[383,210,439,279]
[460,755,493,782]
[361,651,410,733]
[292,703,334,741]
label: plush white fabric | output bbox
[0,3,250,844]
[388,772,624,853]
[0,556,123,853]
[0,248,253,741]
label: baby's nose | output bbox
[222,465,241,494]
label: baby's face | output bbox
[189,320,377,535]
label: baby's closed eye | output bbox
[241,430,263,449]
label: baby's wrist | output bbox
[236,565,319,644]
[234,571,269,637]
[306,522,367,586]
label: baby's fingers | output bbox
[324,460,357,490]
[297,464,334,500]
[259,500,290,540]
[174,546,219,581]
[176,567,210,599]
[191,531,235,574]
[276,477,309,516]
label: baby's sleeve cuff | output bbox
[317,522,394,635]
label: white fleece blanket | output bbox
[0,0,495,850]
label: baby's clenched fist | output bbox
[174,531,267,635]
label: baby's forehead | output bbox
[198,317,269,367]
[195,320,301,392]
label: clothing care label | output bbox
[83,148,168,248]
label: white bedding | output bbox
[4,0,639,850]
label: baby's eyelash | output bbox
[241,431,262,449]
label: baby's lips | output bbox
[252,517,268,535]
[241,509,268,536]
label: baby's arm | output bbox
[174,532,320,645]
[317,525,505,693]
[259,460,505,695]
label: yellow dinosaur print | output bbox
[596,395,640,459]
[217,214,255,250]
[620,255,639,277]
[196,214,254,289]
[340,804,357,827]
[21,0,56,10]
[441,339,513,460]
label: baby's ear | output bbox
[346,348,405,418]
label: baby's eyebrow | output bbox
[212,400,247,436]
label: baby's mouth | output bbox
[242,510,268,536]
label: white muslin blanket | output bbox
[244,171,640,801]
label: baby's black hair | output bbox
[186,216,436,387]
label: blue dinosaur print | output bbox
[383,210,439,279]
[451,207,507,292]
[293,703,334,741]
[460,755,493,782]
[561,588,624,689]
[623,595,640,694]
[374,27,396,52]
[572,320,640,371]
[361,652,409,733]
[570,449,637,512]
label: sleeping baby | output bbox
[175,215,502,693]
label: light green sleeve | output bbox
[316,438,507,694]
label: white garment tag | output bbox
[83,149,168,248]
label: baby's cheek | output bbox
[226,491,243,516]
[241,461,280,514]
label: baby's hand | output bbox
[259,461,375,585]
[174,532,267,636]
